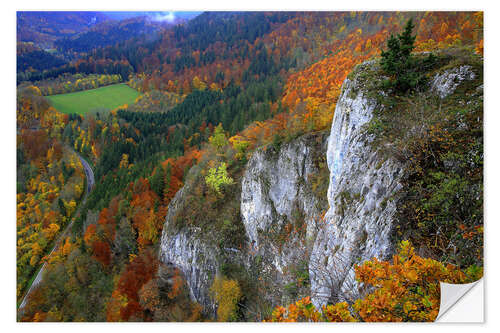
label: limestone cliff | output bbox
[159,132,330,317]
[240,132,329,306]
[308,59,479,307]
[309,62,404,307]
[159,181,220,315]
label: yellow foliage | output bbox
[119,154,129,169]
[229,135,250,160]
[44,223,60,240]
[209,82,220,91]
[62,237,72,256]
[33,312,45,322]
[74,184,82,197]
[192,76,207,90]
[267,241,482,322]
[31,242,43,257]
[210,277,242,321]
[64,199,77,217]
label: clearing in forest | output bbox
[46,83,140,114]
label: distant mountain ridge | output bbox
[17,11,201,50]
[54,16,169,56]
[17,11,201,61]
[17,11,108,49]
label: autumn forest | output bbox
[16,11,483,322]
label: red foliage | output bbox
[115,250,159,321]
[20,130,50,161]
[92,240,111,267]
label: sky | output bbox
[103,11,201,23]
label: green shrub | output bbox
[205,162,234,195]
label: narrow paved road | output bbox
[18,153,94,311]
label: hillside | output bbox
[17,42,67,72]
[157,48,483,320]
[17,11,108,49]
[54,16,170,57]
[16,12,184,83]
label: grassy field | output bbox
[46,84,140,115]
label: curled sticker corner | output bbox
[435,278,483,322]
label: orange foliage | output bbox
[129,178,160,247]
[62,237,72,256]
[267,241,482,322]
[83,224,97,247]
[161,148,201,205]
[168,269,184,299]
[476,39,483,55]
[277,12,482,138]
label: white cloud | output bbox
[150,12,176,23]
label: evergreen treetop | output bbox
[381,18,424,93]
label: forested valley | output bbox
[17,11,483,322]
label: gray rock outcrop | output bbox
[159,183,220,315]
[309,67,404,307]
[431,65,476,98]
[241,132,329,304]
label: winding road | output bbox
[18,153,94,311]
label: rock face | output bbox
[159,132,329,314]
[159,182,220,315]
[162,106,393,311]
[308,61,479,307]
[431,65,476,98]
[241,132,329,303]
[309,66,405,307]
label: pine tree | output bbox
[399,18,416,59]
[380,18,420,93]
[150,166,165,200]
[163,163,172,204]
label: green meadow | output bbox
[46,84,140,115]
